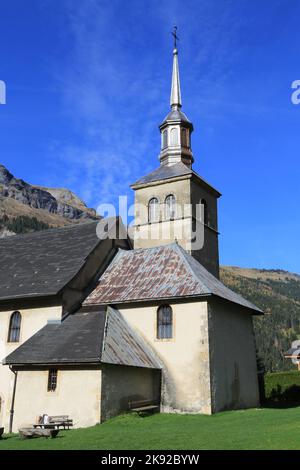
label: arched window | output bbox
[170,128,178,146]
[165,194,176,220]
[157,305,173,339]
[181,128,188,147]
[162,130,168,149]
[201,199,209,225]
[8,311,21,343]
[148,197,159,223]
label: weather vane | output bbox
[172,26,179,49]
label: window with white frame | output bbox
[162,129,168,149]
[170,127,178,146]
[165,194,176,220]
[148,197,159,223]
[157,305,173,339]
[7,311,21,343]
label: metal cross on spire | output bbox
[170,26,182,108]
[172,26,179,49]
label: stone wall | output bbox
[208,298,260,412]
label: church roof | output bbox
[160,108,192,127]
[131,162,221,196]
[3,306,161,369]
[84,244,262,314]
[0,219,117,302]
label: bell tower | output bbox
[131,29,221,278]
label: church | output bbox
[0,41,262,433]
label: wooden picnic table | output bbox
[34,415,73,430]
[128,399,159,415]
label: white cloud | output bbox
[46,0,165,208]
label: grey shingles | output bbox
[84,243,262,314]
[103,306,161,369]
[4,307,161,369]
[161,108,192,125]
[0,221,103,301]
[131,162,221,196]
[3,309,106,365]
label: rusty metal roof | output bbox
[84,243,262,314]
[4,306,161,369]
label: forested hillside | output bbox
[0,214,50,236]
[221,267,300,373]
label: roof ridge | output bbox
[175,245,261,312]
[84,242,262,314]
[0,219,100,242]
[131,242,178,254]
[131,162,192,187]
[173,243,212,293]
[97,246,127,276]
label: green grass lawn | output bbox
[2,407,300,450]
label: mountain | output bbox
[220,266,300,373]
[0,164,99,236]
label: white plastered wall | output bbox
[0,305,62,431]
[118,300,212,414]
[11,367,101,432]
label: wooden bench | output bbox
[34,415,73,430]
[128,399,159,415]
[19,427,59,439]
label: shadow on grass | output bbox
[0,433,66,442]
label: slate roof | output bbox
[0,219,113,301]
[131,162,221,195]
[161,108,192,126]
[4,307,161,369]
[84,243,262,314]
[4,309,106,365]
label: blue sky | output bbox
[0,0,300,272]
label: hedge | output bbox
[265,371,300,403]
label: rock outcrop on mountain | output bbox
[0,164,99,235]
[0,164,97,221]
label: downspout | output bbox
[9,366,18,433]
